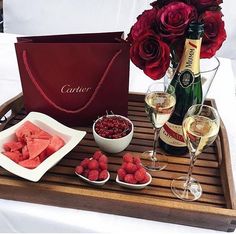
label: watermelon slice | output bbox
[3,151,23,163]
[46,135,65,156]
[39,150,48,162]
[22,145,30,160]
[3,141,23,152]
[27,138,50,159]
[31,130,52,140]
[19,156,41,169]
[16,121,41,142]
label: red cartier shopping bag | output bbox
[15,32,130,126]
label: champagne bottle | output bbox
[159,22,204,155]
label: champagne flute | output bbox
[142,81,176,171]
[171,104,220,201]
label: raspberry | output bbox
[133,156,141,165]
[138,167,146,174]
[134,168,146,182]
[124,174,137,184]
[125,162,138,174]
[123,153,133,163]
[117,168,126,181]
[99,161,108,170]
[88,159,99,170]
[93,151,103,160]
[136,163,143,170]
[82,169,89,178]
[80,158,90,168]
[121,162,128,169]
[75,165,83,175]
[139,174,150,184]
[99,170,108,180]
[88,169,99,181]
[99,154,108,164]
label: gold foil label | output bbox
[178,38,202,76]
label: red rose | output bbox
[190,0,222,10]
[128,8,157,44]
[200,11,226,58]
[157,2,197,43]
[151,0,178,9]
[130,31,170,80]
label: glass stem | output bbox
[185,152,198,187]
[152,127,160,161]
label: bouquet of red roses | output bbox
[128,0,226,80]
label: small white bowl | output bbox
[116,173,152,190]
[0,112,86,182]
[75,171,110,186]
[92,115,134,153]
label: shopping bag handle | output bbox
[22,49,122,114]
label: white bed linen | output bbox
[0,33,235,233]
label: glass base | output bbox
[171,176,202,201]
[141,150,168,171]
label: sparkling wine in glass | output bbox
[142,82,176,171]
[171,104,220,201]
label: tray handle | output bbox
[210,98,236,210]
[0,93,24,131]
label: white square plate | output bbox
[0,112,86,182]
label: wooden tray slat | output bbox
[0,93,236,232]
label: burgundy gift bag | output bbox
[15,32,130,126]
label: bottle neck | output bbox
[177,38,202,77]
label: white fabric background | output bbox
[3,0,151,37]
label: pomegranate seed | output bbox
[95,116,132,139]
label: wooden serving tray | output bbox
[0,93,236,232]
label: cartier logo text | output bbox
[61,85,92,93]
